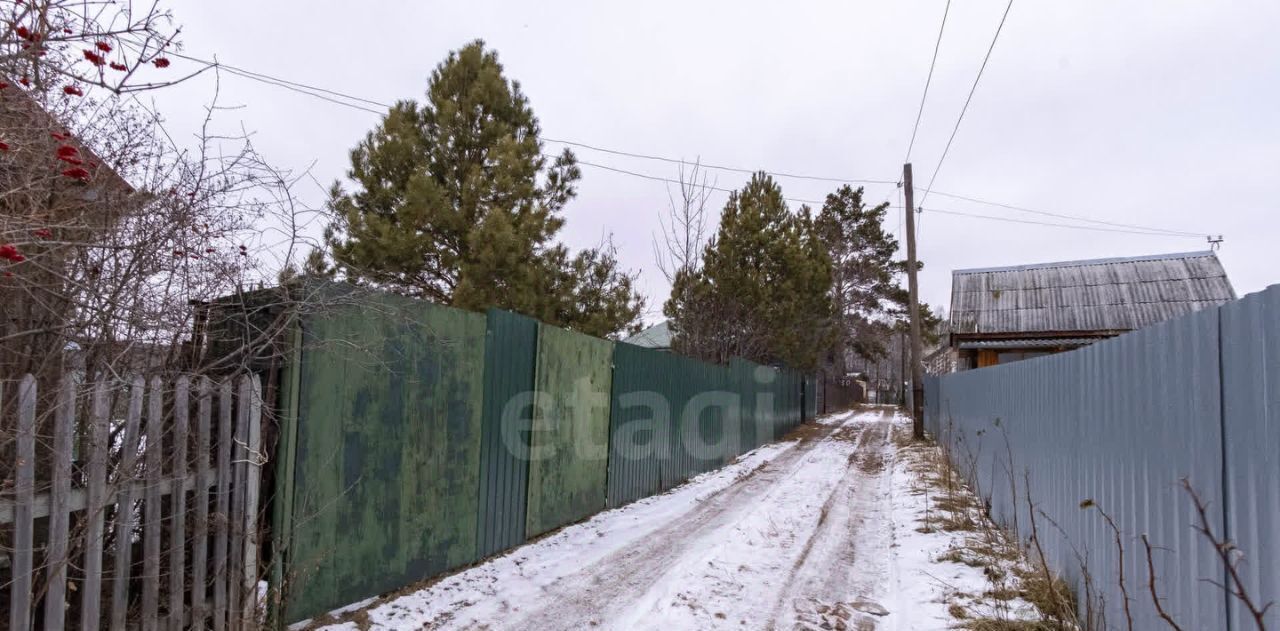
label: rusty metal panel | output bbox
[284,293,487,623]
[1220,285,1280,629]
[525,325,613,538]
[476,309,538,559]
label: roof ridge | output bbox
[953,251,1217,275]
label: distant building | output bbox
[923,345,957,376]
[622,320,672,351]
[947,251,1235,371]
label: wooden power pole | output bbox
[903,163,925,439]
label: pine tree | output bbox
[812,185,941,370]
[323,40,642,338]
[812,185,901,369]
[665,173,832,370]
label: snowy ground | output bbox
[298,407,1048,631]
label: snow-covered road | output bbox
[304,407,989,630]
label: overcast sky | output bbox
[144,0,1279,323]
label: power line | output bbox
[569,157,829,206]
[921,189,1206,237]
[543,137,897,186]
[922,207,1207,238]
[162,49,394,111]
[159,50,899,187]
[220,66,386,115]
[904,0,952,163]
[159,44,1216,242]
[567,156,1215,238]
[919,0,1014,207]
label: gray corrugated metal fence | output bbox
[1220,287,1280,630]
[924,284,1279,630]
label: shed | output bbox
[948,251,1235,370]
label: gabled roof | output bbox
[622,320,671,349]
[950,251,1235,337]
[1,82,134,195]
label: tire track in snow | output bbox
[770,410,894,630]
[504,409,874,630]
[602,408,887,629]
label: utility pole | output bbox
[903,163,925,439]
[900,329,907,405]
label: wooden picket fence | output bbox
[2,373,265,630]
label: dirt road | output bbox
[312,408,904,630]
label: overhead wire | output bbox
[152,43,1216,242]
[542,137,897,186]
[920,189,1205,237]
[904,0,952,164]
[147,49,900,188]
[569,157,829,206]
[921,207,1207,238]
[918,0,1015,208]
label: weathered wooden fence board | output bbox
[229,375,250,631]
[214,380,233,631]
[43,375,75,631]
[111,376,145,631]
[1,373,264,631]
[142,377,164,630]
[80,379,110,631]
[242,376,264,628]
[169,377,190,631]
[10,377,34,631]
[193,377,213,628]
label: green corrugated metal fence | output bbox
[524,325,614,538]
[607,349,807,508]
[272,285,816,624]
[803,374,817,421]
[475,309,538,558]
[282,293,486,623]
[606,343,668,507]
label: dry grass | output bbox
[958,619,1062,631]
[1012,564,1076,623]
[900,422,1079,631]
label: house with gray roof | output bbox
[621,320,672,351]
[947,251,1234,370]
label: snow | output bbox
[292,426,805,630]
[300,407,1050,630]
[884,410,1045,629]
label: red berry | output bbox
[61,167,90,181]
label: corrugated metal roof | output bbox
[621,321,672,349]
[950,251,1235,335]
[956,337,1099,350]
